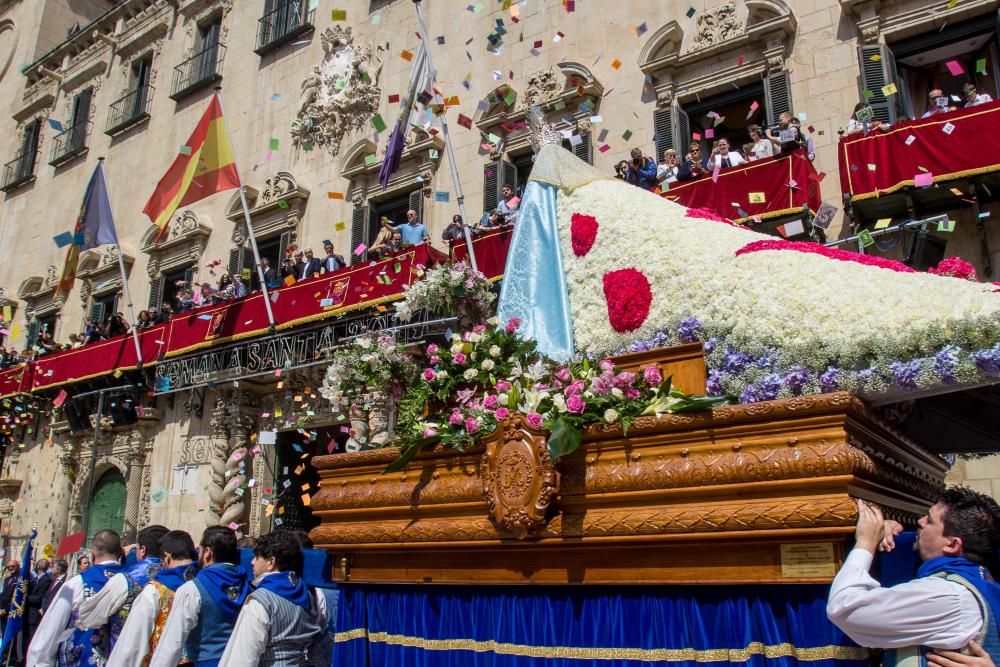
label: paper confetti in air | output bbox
[269,137,279,150]
[331,8,346,21]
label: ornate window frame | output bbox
[840,0,996,45]
[76,245,135,313]
[17,267,65,335]
[141,209,211,287]
[340,131,443,200]
[638,0,796,104]
[224,171,310,245]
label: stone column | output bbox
[122,428,146,541]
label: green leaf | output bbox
[670,394,735,413]
[547,416,583,461]
[383,440,431,473]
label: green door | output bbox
[87,469,126,540]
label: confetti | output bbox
[434,191,450,202]
[331,8,346,21]
[942,122,956,135]
[914,172,933,187]
[937,219,956,232]
[977,58,988,75]
[858,229,875,247]
[748,192,766,203]
[457,114,473,129]
[945,60,964,76]
[611,59,622,70]
[53,232,74,248]
[401,50,414,61]
[270,93,281,101]
[269,137,279,150]
[335,221,346,231]
[178,145,192,156]
[905,134,917,146]
[371,114,386,132]
[881,83,897,96]
[354,243,367,255]
[874,218,892,230]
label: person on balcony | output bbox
[322,244,346,273]
[766,112,803,154]
[747,125,774,161]
[368,217,395,256]
[922,89,957,118]
[791,118,816,162]
[256,257,278,291]
[442,215,465,244]
[299,249,322,280]
[676,142,709,181]
[963,82,993,108]
[135,310,153,330]
[497,184,519,224]
[656,148,680,187]
[624,148,658,190]
[398,209,429,246]
[707,138,745,170]
[846,102,890,135]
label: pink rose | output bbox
[422,427,438,438]
[494,407,510,421]
[613,371,637,389]
[554,367,572,383]
[566,395,586,414]
[599,359,615,372]
[422,368,437,382]
[473,324,487,334]
[525,412,543,428]
[626,388,641,399]
[563,379,585,397]
[495,380,511,392]
[483,394,499,410]
[453,352,467,364]
[430,355,441,365]
[465,417,480,433]
[642,366,663,387]
[504,317,521,333]
[426,344,439,355]
[590,376,611,396]
[449,411,464,426]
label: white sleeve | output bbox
[827,548,983,649]
[107,584,160,667]
[148,582,200,667]
[76,572,129,629]
[219,598,269,667]
[26,575,84,667]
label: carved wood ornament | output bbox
[480,414,559,539]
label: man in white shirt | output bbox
[26,529,124,667]
[706,138,745,170]
[827,488,1000,665]
[106,530,197,667]
[149,526,249,667]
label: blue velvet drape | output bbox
[333,584,870,667]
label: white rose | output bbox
[487,316,500,326]
[552,395,567,413]
[463,368,478,380]
[498,393,509,406]
[489,345,501,358]
[604,409,619,423]
[468,333,482,343]
[481,359,495,371]
[611,387,623,398]
[451,343,464,355]
[436,370,448,380]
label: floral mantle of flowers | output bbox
[321,318,730,471]
[319,333,418,417]
[394,261,496,327]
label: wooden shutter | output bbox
[228,247,242,277]
[278,230,293,261]
[351,205,368,264]
[857,44,897,124]
[25,321,40,349]
[764,70,794,125]
[654,106,673,162]
[241,248,255,281]
[483,161,499,213]
[674,106,691,161]
[408,188,423,223]
[147,275,163,311]
[89,299,106,324]
[572,130,592,166]
[183,266,196,288]
[73,88,93,127]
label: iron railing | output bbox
[170,43,226,100]
[255,1,314,55]
[1,150,37,192]
[105,84,153,136]
[49,121,92,166]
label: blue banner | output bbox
[0,529,36,658]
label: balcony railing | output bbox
[49,121,91,166]
[255,1,314,55]
[170,43,226,101]
[1,150,37,192]
[105,84,153,136]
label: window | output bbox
[88,292,118,326]
[153,265,196,313]
[170,19,225,100]
[256,0,315,56]
[51,88,92,166]
[106,56,153,135]
[1,118,41,192]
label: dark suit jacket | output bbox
[0,573,17,612]
[302,257,323,279]
[40,574,63,613]
[253,267,278,291]
[26,572,51,628]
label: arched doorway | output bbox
[86,468,126,540]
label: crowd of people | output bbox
[616,112,815,193]
[6,525,337,667]
[848,82,994,136]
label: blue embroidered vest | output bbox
[109,558,162,648]
[57,562,124,667]
[184,570,241,667]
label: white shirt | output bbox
[219,575,329,667]
[26,559,120,667]
[105,583,162,667]
[147,580,200,667]
[966,93,993,107]
[708,151,745,169]
[750,138,773,160]
[827,548,983,650]
[656,163,679,185]
[77,571,130,628]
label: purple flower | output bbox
[590,375,612,396]
[465,417,480,434]
[483,394,499,410]
[972,344,1000,375]
[819,367,840,393]
[599,359,615,372]
[494,407,510,420]
[525,412,543,428]
[625,387,641,399]
[706,370,726,396]
[890,360,922,389]
[453,352,467,365]
[554,367,572,383]
[935,346,959,384]
[782,365,813,395]
[564,379,585,397]
[722,349,753,374]
[449,410,464,426]
[473,324,486,334]
[612,372,637,389]
[677,317,703,343]
[703,337,718,355]
[759,374,782,400]
[642,366,663,387]
[495,380,512,392]
[422,427,438,438]
[504,317,521,333]
[566,394,586,414]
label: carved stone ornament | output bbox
[479,414,559,539]
[690,3,746,51]
[291,25,385,156]
[518,67,563,110]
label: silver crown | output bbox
[527,105,562,154]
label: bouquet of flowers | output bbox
[319,333,418,417]
[394,261,496,327]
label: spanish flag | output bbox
[143,94,240,241]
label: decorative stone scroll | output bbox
[291,25,384,156]
[690,3,746,51]
[480,414,559,539]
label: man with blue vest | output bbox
[76,524,168,646]
[26,529,124,667]
[827,488,1000,665]
[149,526,249,667]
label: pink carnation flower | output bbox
[504,317,521,333]
[483,394,499,410]
[495,380,512,392]
[449,411,464,426]
[563,379,585,397]
[426,344,439,355]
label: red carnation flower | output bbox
[570,213,599,256]
[602,269,652,333]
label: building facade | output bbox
[0,0,996,555]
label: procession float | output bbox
[308,123,1000,666]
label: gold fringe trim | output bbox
[332,630,871,663]
[848,163,1000,203]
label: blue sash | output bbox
[195,563,249,624]
[254,570,311,610]
[57,562,124,667]
[155,562,198,592]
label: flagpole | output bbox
[213,88,277,333]
[411,0,479,272]
[97,158,144,367]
